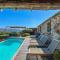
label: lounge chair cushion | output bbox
[28,48,51,55]
[40,35,48,44]
[29,48,45,54]
[30,39,38,43]
[43,40,60,53]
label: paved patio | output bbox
[13,37,30,60]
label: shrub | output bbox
[22,33,30,37]
[53,50,60,60]
[9,32,20,36]
[0,35,8,39]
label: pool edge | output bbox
[11,37,25,60]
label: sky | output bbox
[0,9,60,28]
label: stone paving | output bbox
[13,37,30,60]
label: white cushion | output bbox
[46,40,60,53]
[40,35,48,44]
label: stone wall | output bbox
[51,14,60,40]
[37,13,60,41]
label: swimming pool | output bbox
[0,37,24,60]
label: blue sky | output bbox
[0,9,60,28]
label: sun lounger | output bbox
[38,35,49,44]
[30,39,38,43]
[28,40,60,56]
[30,35,50,47]
[30,35,48,43]
[27,55,43,60]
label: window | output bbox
[47,22,51,32]
[40,26,41,32]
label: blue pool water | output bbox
[0,37,24,60]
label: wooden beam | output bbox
[0,3,60,9]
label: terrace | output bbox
[0,1,60,60]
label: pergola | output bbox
[0,0,60,9]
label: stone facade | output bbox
[37,12,60,40]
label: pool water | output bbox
[0,37,24,60]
